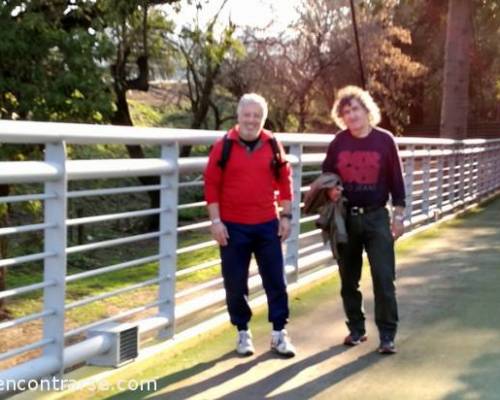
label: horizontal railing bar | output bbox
[65,277,165,311]
[299,229,322,240]
[300,215,319,224]
[67,184,167,198]
[66,254,164,283]
[0,309,55,331]
[64,300,167,338]
[0,251,55,268]
[176,240,218,255]
[2,121,499,147]
[301,171,321,177]
[67,159,175,181]
[67,208,163,226]
[0,280,56,300]
[176,277,224,299]
[0,193,56,204]
[178,201,207,210]
[0,222,56,237]
[0,338,55,362]
[66,231,167,254]
[298,242,327,255]
[178,157,206,174]
[176,259,221,277]
[301,154,325,166]
[178,181,204,188]
[177,221,211,233]
[0,161,61,184]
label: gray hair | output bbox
[331,85,381,130]
[237,93,268,121]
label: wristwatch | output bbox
[280,213,293,220]
[211,218,222,225]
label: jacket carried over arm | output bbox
[304,172,348,259]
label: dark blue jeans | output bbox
[220,219,289,331]
[337,207,398,340]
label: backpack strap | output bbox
[217,133,287,180]
[217,134,233,170]
[269,136,288,181]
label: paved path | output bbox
[52,197,500,400]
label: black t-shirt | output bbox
[322,127,406,208]
[240,136,261,151]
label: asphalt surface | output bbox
[140,198,500,400]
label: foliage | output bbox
[220,0,427,134]
[0,0,114,122]
[394,0,500,126]
[171,0,244,132]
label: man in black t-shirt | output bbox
[322,85,406,354]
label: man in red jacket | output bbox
[204,93,296,357]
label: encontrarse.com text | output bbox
[0,378,157,392]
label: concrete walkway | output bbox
[52,197,500,400]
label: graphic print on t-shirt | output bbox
[337,150,381,191]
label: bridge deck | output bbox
[22,196,500,400]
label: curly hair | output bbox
[331,85,381,130]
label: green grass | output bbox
[5,230,219,321]
[128,100,165,127]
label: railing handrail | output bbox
[2,120,500,146]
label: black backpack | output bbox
[217,134,288,180]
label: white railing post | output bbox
[42,141,67,376]
[464,144,472,204]
[285,144,302,283]
[450,143,459,208]
[158,143,179,339]
[494,144,500,193]
[435,145,445,213]
[403,145,415,223]
[422,145,431,218]
[488,145,496,194]
[471,147,479,201]
[458,143,466,206]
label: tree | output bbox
[221,0,426,134]
[0,0,115,316]
[440,0,473,138]
[96,0,178,228]
[0,1,114,122]
[172,0,242,155]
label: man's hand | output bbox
[210,221,229,246]
[327,186,343,202]
[278,217,291,242]
[391,220,405,240]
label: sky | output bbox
[163,0,302,34]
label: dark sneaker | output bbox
[343,332,367,346]
[378,339,397,354]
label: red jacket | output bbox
[204,126,293,224]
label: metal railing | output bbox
[0,120,499,383]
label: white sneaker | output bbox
[271,329,296,357]
[236,330,255,356]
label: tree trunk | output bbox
[111,85,160,231]
[440,0,473,139]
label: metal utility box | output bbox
[87,322,139,367]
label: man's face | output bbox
[238,102,264,138]
[340,99,370,133]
